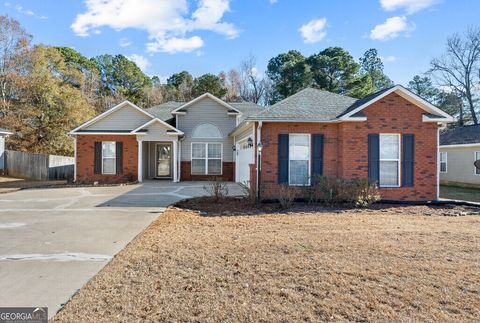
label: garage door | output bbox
[236,139,253,184]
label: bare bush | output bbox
[278,184,296,209]
[203,177,229,202]
[238,181,256,204]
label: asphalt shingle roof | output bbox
[337,86,394,117]
[247,88,357,121]
[440,125,480,145]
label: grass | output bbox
[441,185,480,203]
[53,206,480,322]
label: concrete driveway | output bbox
[0,181,241,318]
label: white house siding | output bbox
[0,135,5,172]
[85,104,152,131]
[177,97,236,162]
[440,145,480,186]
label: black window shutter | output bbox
[402,134,414,187]
[278,134,289,184]
[116,142,123,174]
[94,142,102,174]
[368,134,380,184]
[311,134,324,183]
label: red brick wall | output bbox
[181,161,234,181]
[256,93,439,202]
[76,135,138,184]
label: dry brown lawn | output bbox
[54,205,480,322]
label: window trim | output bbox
[192,123,223,139]
[190,142,223,176]
[379,133,401,188]
[440,151,448,174]
[288,133,311,186]
[475,151,480,176]
[101,141,116,175]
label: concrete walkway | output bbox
[0,181,241,318]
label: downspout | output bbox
[436,124,440,201]
[256,121,263,200]
[73,135,77,183]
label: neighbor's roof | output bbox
[440,124,480,145]
[246,88,357,121]
[145,100,264,122]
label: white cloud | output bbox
[119,38,131,48]
[269,0,278,4]
[72,0,238,54]
[370,16,414,40]
[127,54,150,72]
[380,0,438,14]
[299,18,327,44]
[12,4,47,19]
[380,55,397,62]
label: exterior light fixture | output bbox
[247,137,253,148]
[232,145,236,151]
[257,142,263,153]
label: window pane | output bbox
[103,158,115,174]
[192,159,205,174]
[380,135,399,159]
[476,152,480,175]
[193,123,222,138]
[208,144,222,159]
[208,159,222,175]
[380,161,399,186]
[192,144,206,158]
[440,162,447,173]
[440,152,447,163]
[102,142,116,158]
[290,160,309,185]
[289,135,310,160]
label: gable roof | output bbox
[70,100,155,134]
[247,88,357,122]
[131,118,184,135]
[440,124,480,146]
[246,85,454,123]
[171,93,241,114]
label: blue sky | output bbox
[2,0,478,85]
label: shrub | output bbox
[349,178,381,208]
[238,181,256,204]
[278,184,296,209]
[203,177,229,202]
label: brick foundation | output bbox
[180,161,235,181]
[76,135,138,184]
[253,93,439,202]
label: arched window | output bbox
[192,123,222,138]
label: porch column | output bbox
[173,139,178,182]
[137,139,143,182]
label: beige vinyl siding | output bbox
[440,145,480,186]
[177,97,236,162]
[235,124,254,142]
[138,122,173,142]
[0,136,5,170]
[85,104,151,131]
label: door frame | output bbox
[235,137,253,183]
[155,142,173,179]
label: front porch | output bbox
[137,140,180,182]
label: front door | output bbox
[156,143,172,178]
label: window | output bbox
[102,141,116,174]
[192,123,222,138]
[379,134,400,187]
[191,143,222,175]
[475,152,480,175]
[289,134,310,186]
[440,152,447,173]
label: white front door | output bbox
[236,139,253,184]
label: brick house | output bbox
[70,85,453,201]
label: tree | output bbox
[192,73,227,98]
[437,91,465,125]
[167,71,194,101]
[267,50,311,103]
[407,75,439,103]
[307,47,360,95]
[5,46,95,155]
[431,28,480,124]
[359,49,393,91]
[0,15,32,111]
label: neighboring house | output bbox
[70,85,453,201]
[440,125,480,187]
[0,128,12,175]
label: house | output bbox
[70,85,453,202]
[440,124,480,187]
[0,128,12,175]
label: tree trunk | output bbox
[465,88,478,124]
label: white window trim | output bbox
[379,134,401,188]
[288,134,311,186]
[475,151,480,176]
[191,142,223,176]
[101,141,116,175]
[192,123,223,139]
[440,151,448,174]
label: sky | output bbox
[2,0,479,85]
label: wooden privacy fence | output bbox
[5,150,74,181]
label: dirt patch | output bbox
[53,205,480,322]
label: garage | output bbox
[235,138,254,184]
